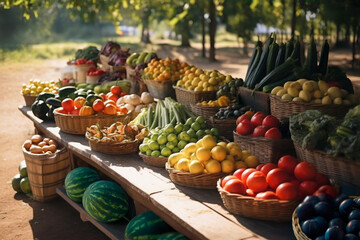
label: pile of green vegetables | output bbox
[75,46,100,63]
[289,105,360,160]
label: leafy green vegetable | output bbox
[325,66,354,94]
[342,104,360,131]
[327,135,360,161]
[75,46,100,62]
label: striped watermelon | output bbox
[125,211,173,240]
[65,167,100,202]
[82,180,129,223]
[159,233,189,240]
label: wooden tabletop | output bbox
[19,106,295,240]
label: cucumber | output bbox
[244,46,262,88]
[76,83,88,90]
[290,38,301,64]
[303,35,317,74]
[245,40,262,81]
[262,73,297,93]
[36,92,55,101]
[144,52,156,63]
[266,36,279,74]
[45,98,62,108]
[126,53,140,65]
[275,43,286,68]
[58,86,77,98]
[135,52,148,65]
[317,39,329,76]
[285,38,294,60]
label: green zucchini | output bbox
[317,39,329,76]
[289,38,301,65]
[266,36,279,74]
[45,97,62,108]
[244,46,262,88]
[58,86,77,98]
[36,92,55,101]
[262,72,297,93]
[245,39,263,81]
[275,43,286,68]
[304,35,318,74]
[284,38,294,60]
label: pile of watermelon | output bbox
[11,160,32,196]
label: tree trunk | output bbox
[345,24,351,46]
[209,0,216,62]
[281,0,286,42]
[243,37,248,56]
[336,23,340,46]
[180,32,191,47]
[352,25,357,69]
[141,10,151,43]
[291,0,296,39]
[201,8,206,58]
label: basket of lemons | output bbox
[165,135,260,189]
[21,79,58,106]
[190,96,231,122]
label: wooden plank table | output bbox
[19,106,295,240]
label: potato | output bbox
[23,140,32,151]
[38,141,47,147]
[42,145,51,152]
[48,139,56,147]
[30,145,43,154]
[299,90,311,102]
[287,87,299,98]
[31,135,42,144]
[43,138,50,144]
[48,144,57,153]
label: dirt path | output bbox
[0,46,359,240]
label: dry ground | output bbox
[0,45,359,240]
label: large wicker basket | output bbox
[217,179,299,222]
[209,117,236,141]
[190,104,220,122]
[292,210,311,240]
[233,131,295,163]
[173,86,216,109]
[143,79,175,100]
[23,94,37,106]
[166,163,227,189]
[22,145,70,202]
[86,134,140,155]
[269,94,352,121]
[125,65,147,95]
[237,87,270,114]
[54,109,134,135]
[139,152,168,168]
[294,143,360,187]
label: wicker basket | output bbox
[139,152,168,168]
[269,94,352,121]
[143,79,176,100]
[86,134,140,155]
[54,109,134,135]
[209,117,236,141]
[217,179,299,222]
[165,163,228,189]
[294,143,360,187]
[233,131,295,163]
[23,94,37,106]
[237,87,270,114]
[190,104,220,122]
[173,86,216,109]
[125,65,147,95]
[292,210,311,240]
[22,145,70,202]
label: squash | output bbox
[79,106,94,116]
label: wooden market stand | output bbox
[19,105,296,240]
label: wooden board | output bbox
[20,106,296,240]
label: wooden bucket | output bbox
[22,145,70,202]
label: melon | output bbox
[19,160,27,177]
[159,233,189,240]
[125,211,173,240]
[20,177,31,194]
[65,167,100,202]
[12,174,22,193]
[82,180,128,223]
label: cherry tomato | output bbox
[92,99,105,112]
[264,127,282,139]
[255,191,279,200]
[223,179,247,195]
[276,182,299,200]
[74,96,86,109]
[294,162,317,181]
[240,168,257,184]
[262,115,280,129]
[221,175,239,188]
[266,168,291,190]
[110,86,122,96]
[233,168,246,180]
[61,98,75,113]
[260,163,277,176]
[277,155,298,174]
[246,171,268,193]
[299,180,320,196]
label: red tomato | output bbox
[264,127,282,139]
[250,112,267,127]
[313,185,337,198]
[241,168,257,184]
[106,92,119,102]
[315,172,330,186]
[61,98,75,113]
[299,181,319,196]
[92,99,105,112]
[266,168,291,190]
[256,163,265,171]
[236,114,251,126]
[223,179,247,195]
[110,86,122,95]
[246,188,256,197]
[255,191,279,200]
[246,171,268,193]
[99,93,106,101]
[70,108,80,115]
[252,125,269,137]
[276,182,299,201]
[262,115,280,129]
[277,155,298,174]
[221,176,239,188]
[260,163,277,176]
[56,107,67,114]
[294,162,317,181]
[233,168,246,180]
[119,91,128,97]
[74,96,86,109]
[236,119,254,135]
[290,178,300,186]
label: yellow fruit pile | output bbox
[168,135,259,174]
[21,79,58,96]
[143,57,189,82]
[176,67,232,92]
[197,96,231,107]
[271,79,358,105]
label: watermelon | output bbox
[19,160,27,177]
[12,174,22,193]
[82,180,128,223]
[65,167,100,202]
[159,233,189,240]
[20,177,31,194]
[125,211,173,240]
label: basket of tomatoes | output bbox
[54,87,135,135]
[217,155,334,222]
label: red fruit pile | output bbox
[236,111,282,139]
[221,155,337,201]
[74,58,94,65]
[86,66,106,76]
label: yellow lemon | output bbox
[229,147,242,160]
[226,142,241,151]
[244,155,260,168]
[211,145,227,161]
[205,160,221,173]
[189,160,204,174]
[168,152,187,167]
[177,158,190,172]
[182,143,198,156]
[235,161,247,169]
[195,140,203,149]
[190,152,197,160]
[225,154,235,162]
[201,135,216,149]
[217,141,229,152]
[241,150,251,161]
[221,160,235,173]
[196,147,211,162]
